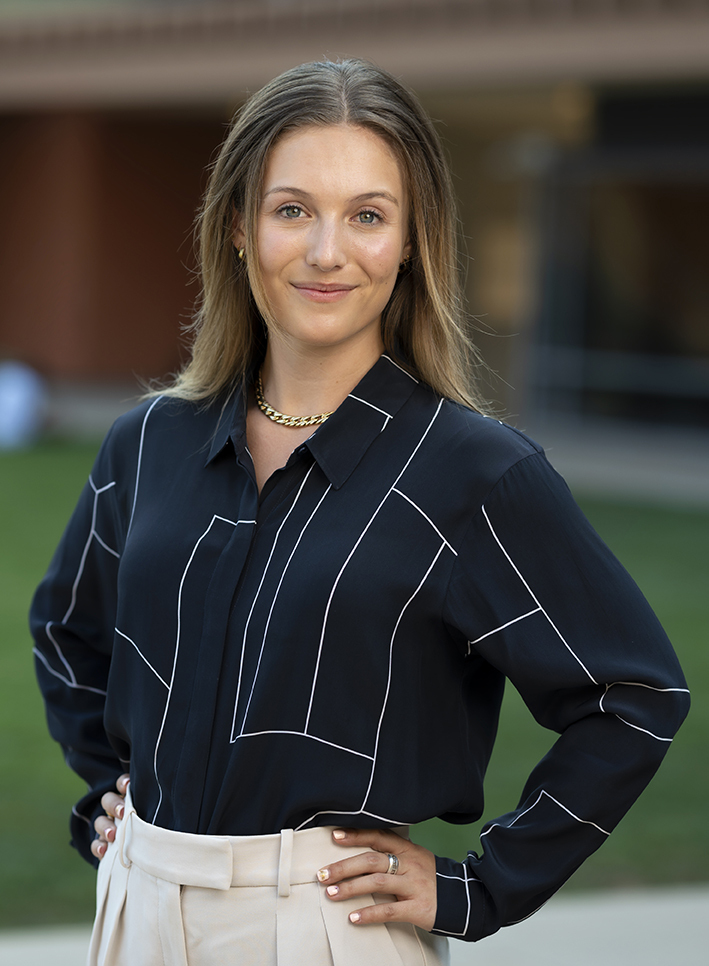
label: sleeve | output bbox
[435,451,690,941]
[30,424,129,866]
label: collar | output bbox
[205,354,420,488]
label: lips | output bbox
[292,282,356,292]
[291,282,356,302]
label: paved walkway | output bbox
[2,884,707,965]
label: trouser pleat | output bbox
[86,793,449,966]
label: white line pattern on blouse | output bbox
[614,716,674,742]
[115,628,170,689]
[347,392,392,433]
[304,400,446,734]
[230,402,456,786]
[293,403,461,829]
[347,393,394,422]
[237,731,374,760]
[126,396,162,540]
[391,488,458,555]
[480,788,611,840]
[381,353,419,382]
[33,645,108,696]
[93,532,120,558]
[481,504,599,686]
[72,805,92,826]
[600,681,688,742]
[469,607,543,646]
[152,514,253,823]
[238,479,332,737]
[36,474,118,697]
[360,542,448,812]
[482,503,686,744]
[62,477,117,624]
[231,464,318,742]
[39,401,160,708]
[434,864,477,937]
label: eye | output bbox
[279,204,304,219]
[356,209,381,225]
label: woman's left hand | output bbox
[317,828,437,931]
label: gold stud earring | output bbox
[238,247,246,261]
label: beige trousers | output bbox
[87,791,449,966]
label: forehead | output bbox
[262,124,406,197]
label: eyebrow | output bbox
[263,187,400,207]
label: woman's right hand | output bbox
[91,773,130,860]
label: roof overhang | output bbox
[1,0,709,110]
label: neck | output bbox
[259,337,384,417]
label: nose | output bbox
[306,218,346,272]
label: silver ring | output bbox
[385,853,399,875]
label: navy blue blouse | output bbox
[31,353,689,941]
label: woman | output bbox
[32,59,689,965]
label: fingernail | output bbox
[333,830,346,840]
[349,912,361,924]
[97,843,106,857]
[106,827,115,842]
[115,804,124,820]
[317,868,329,882]
[326,885,339,897]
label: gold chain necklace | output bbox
[255,371,334,428]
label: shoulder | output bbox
[92,394,226,482]
[443,401,543,460]
[103,394,220,451]
[422,389,546,483]
[395,387,558,523]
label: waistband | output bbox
[118,788,408,897]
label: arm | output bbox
[30,429,127,865]
[435,452,690,940]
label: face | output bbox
[235,124,411,360]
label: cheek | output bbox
[256,229,299,279]
[358,238,403,282]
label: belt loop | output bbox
[278,828,294,897]
[117,785,135,870]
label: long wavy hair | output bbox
[160,58,489,411]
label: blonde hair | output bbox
[161,59,489,411]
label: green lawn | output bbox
[1,441,706,928]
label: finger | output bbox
[318,847,390,885]
[349,892,437,932]
[323,871,408,903]
[116,773,130,794]
[94,815,117,842]
[100,791,127,820]
[330,827,407,855]
[91,837,108,860]
[349,899,420,927]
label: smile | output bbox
[291,283,357,303]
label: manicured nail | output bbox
[333,830,346,840]
[349,912,361,923]
[326,885,339,897]
[317,868,329,882]
[97,843,106,857]
[115,803,124,820]
[106,827,115,842]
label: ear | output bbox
[401,236,413,261]
[231,207,246,251]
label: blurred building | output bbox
[1,0,708,431]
